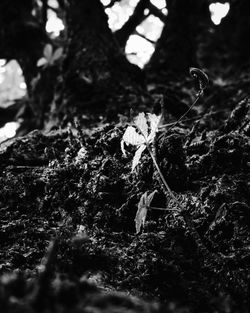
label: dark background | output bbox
[0,1,249,312]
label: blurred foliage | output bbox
[0,1,231,108]
[0,60,26,108]
[0,0,165,111]
[103,0,166,67]
[0,0,230,141]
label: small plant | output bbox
[121,112,182,233]
[122,114,213,257]
[121,69,218,262]
[37,44,63,68]
[121,112,161,171]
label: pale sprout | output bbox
[121,113,161,171]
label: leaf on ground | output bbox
[135,190,157,234]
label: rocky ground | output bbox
[0,70,249,312]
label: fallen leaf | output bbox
[135,190,157,234]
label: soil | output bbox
[0,66,250,312]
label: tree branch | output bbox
[0,101,23,128]
[148,2,167,22]
[42,0,48,28]
[105,0,122,9]
[57,0,65,9]
[134,30,156,44]
[115,0,150,48]
[0,0,49,93]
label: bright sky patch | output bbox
[209,2,230,25]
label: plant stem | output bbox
[132,110,221,265]
[146,144,183,212]
[159,108,226,129]
[146,142,217,261]
[150,206,179,211]
[164,90,203,133]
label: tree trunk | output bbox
[217,0,250,67]
[146,0,207,82]
[0,0,48,94]
[115,0,150,49]
[53,0,145,125]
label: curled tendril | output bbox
[189,67,209,92]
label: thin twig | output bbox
[165,90,203,133]
[150,206,179,211]
[147,2,167,22]
[159,108,228,129]
[146,137,218,261]
[134,30,156,44]
[146,144,182,212]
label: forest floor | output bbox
[0,69,249,312]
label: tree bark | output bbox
[115,0,150,49]
[217,0,250,67]
[146,0,207,82]
[53,0,145,125]
[0,0,48,94]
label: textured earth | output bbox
[0,73,249,312]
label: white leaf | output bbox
[147,190,157,205]
[135,190,157,234]
[121,113,161,171]
[43,44,53,60]
[131,144,146,172]
[51,47,63,63]
[134,112,148,138]
[147,113,161,142]
[37,58,48,67]
[122,126,145,146]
